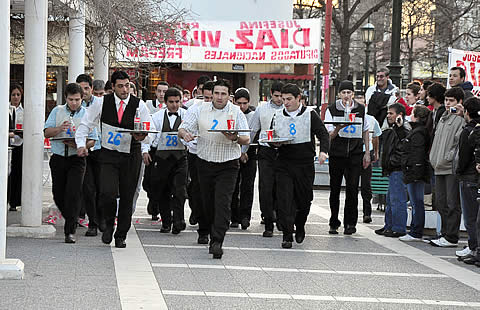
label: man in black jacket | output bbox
[375,103,410,238]
[457,97,480,264]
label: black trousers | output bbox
[97,149,142,239]
[187,152,202,222]
[197,158,239,243]
[142,147,160,216]
[82,151,102,228]
[231,157,257,222]
[275,159,314,236]
[257,146,277,227]
[49,154,86,235]
[329,154,363,227]
[360,151,374,217]
[8,145,23,208]
[150,155,188,228]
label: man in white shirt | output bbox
[145,81,168,114]
[75,71,155,248]
[179,79,250,259]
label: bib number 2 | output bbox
[166,135,178,146]
[210,119,219,130]
[107,132,122,146]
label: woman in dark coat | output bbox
[400,105,431,241]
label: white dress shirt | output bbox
[75,93,155,153]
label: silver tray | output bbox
[207,129,251,133]
[259,137,294,143]
[50,137,76,141]
[116,129,161,134]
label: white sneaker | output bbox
[456,246,473,257]
[430,237,458,248]
[399,234,422,242]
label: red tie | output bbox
[118,100,125,123]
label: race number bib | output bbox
[333,116,363,139]
[101,123,132,153]
[156,132,185,151]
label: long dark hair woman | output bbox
[8,83,24,211]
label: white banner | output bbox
[448,48,480,97]
[116,19,321,64]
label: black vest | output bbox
[100,94,141,152]
[155,110,186,160]
[328,101,365,158]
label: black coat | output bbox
[456,120,478,180]
[402,122,430,184]
[381,123,410,175]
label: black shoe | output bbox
[172,222,186,235]
[329,226,339,235]
[85,226,98,237]
[211,242,223,259]
[263,230,273,237]
[295,227,306,244]
[197,235,209,245]
[65,234,76,244]
[363,215,372,224]
[189,214,198,225]
[9,206,17,211]
[241,218,250,230]
[151,215,159,221]
[344,225,357,235]
[384,230,406,238]
[115,238,126,248]
[276,222,284,232]
[374,228,386,235]
[160,224,171,233]
[281,241,292,248]
[230,221,239,228]
[463,256,478,265]
[102,227,114,244]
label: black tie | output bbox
[168,112,179,117]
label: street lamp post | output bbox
[388,0,403,88]
[361,23,375,93]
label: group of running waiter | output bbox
[46,70,371,259]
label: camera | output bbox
[450,107,457,113]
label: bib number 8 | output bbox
[166,135,178,146]
[289,123,297,135]
[107,131,122,146]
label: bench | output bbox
[371,167,388,211]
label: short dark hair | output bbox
[422,80,433,90]
[203,81,215,92]
[407,83,421,96]
[213,79,231,94]
[281,83,301,98]
[234,88,250,101]
[412,105,431,125]
[450,66,466,79]
[111,71,130,86]
[377,68,390,76]
[388,102,406,117]
[156,81,169,88]
[197,75,211,87]
[183,89,190,95]
[92,79,105,91]
[464,97,480,121]
[427,82,446,104]
[65,83,84,97]
[76,74,93,87]
[445,87,465,103]
[105,80,112,91]
[164,87,182,102]
[271,81,285,93]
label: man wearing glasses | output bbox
[365,68,398,128]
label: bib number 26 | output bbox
[166,135,178,146]
[107,132,122,146]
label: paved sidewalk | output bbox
[1,182,480,309]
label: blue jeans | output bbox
[406,181,425,238]
[459,180,478,251]
[385,171,408,233]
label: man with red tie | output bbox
[76,71,155,248]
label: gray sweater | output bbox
[429,112,465,175]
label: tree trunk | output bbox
[339,32,351,80]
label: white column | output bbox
[0,0,24,280]
[94,29,109,81]
[68,5,86,83]
[56,68,64,106]
[22,0,48,227]
[245,73,260,107]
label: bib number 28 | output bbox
[107,132,122,146]
[166,135,178,146]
